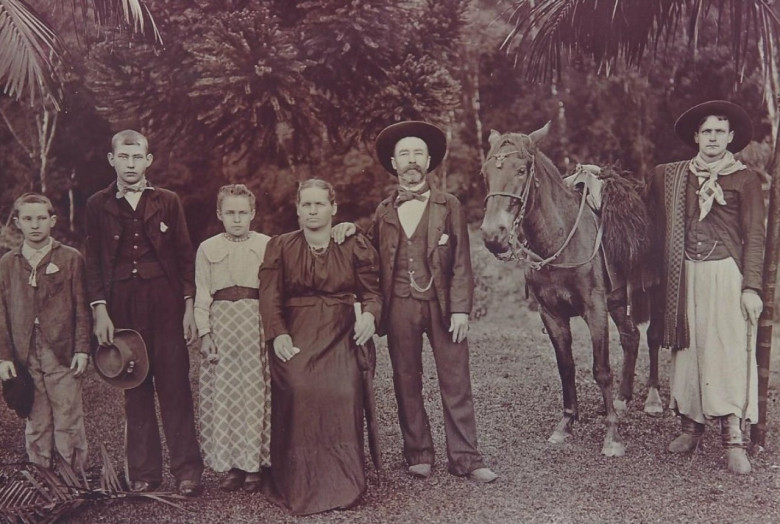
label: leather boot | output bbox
[667,415,704,453]
[721,415,751,475]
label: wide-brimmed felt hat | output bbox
[2,362,34,418]
[375,121,447,175]
[94,329,149,390]
[674,100,753,153]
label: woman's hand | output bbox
[274,334,301,362]
[354,312,376,346]
[200,333,219,363]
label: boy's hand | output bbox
[0,360,17,381]
[71,354,88,377]
[331,222,357,244]
[183,299,197,345]
[93,305,115,346]
[200,333,218,363]
[353,312,376,346]
[273,334,300,362]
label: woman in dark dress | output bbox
[259,178,381,516]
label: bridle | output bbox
[482,144,602,270]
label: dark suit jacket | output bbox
[0,241,90,366]
[369,188,474,335]
[85,183,195,304]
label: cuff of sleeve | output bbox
[90,300,107,308]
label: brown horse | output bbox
[480,123,657,456]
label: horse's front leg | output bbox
[583,302,626,457]
[538,307,577,444]
[608,302,639,413]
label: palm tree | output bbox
[0,0,160,110]
[501,0,780,447]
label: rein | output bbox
[483,146,603,270]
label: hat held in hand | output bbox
[2,362,34,418]
[94,329,149,389]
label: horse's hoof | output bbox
[548,430,570,444]
[614,399,628,413]
[643,387,664,415]
[601,441,626,457]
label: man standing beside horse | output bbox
[647,100,764,474]
[367,121,497,483]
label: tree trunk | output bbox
[752,96,780,448]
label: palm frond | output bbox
[0,0,65,110]
[503,0,780,96]
[0,444,187,523]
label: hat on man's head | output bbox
[674,100,753,153]
[375,121,447,175]
[2,362,34,418]
[93,329,149,390]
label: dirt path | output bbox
[1,291,778,523]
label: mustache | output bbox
[399,164,424,175]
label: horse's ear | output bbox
[488,129,502,147]
[528,121,551,145]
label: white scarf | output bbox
[688,151,746,221]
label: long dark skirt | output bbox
[266,298,365,516]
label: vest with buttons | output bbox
[113,194,165,281]
[393,203,436,300]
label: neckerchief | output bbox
[22,237,52,288]
[395,181,430,208]
[688,152,745,221]
[116,178,154,199]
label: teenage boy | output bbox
[85,129,203,495]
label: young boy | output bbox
[85,129,203,496]
[0,193,89,469]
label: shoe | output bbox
[244,472,263,492]
[725,448,751,475]
[667,415,704,454]
[468,467,498,484]
[219,469,245,492]
[129,480,160,492]
[667,433,702,453]
[407,463,432,478]
[178,479,203,497]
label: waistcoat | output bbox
[393,204,436,300]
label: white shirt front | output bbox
[397,181,430,238]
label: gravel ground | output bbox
[1,257,778,523]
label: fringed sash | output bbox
[662,162,690,350]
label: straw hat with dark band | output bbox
[375,121,447,175]
[674,100,753,153]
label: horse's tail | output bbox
[600,166,650,270]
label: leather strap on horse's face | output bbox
[482,152,536,206]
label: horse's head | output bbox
[480,122,550,258]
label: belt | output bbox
[213,286,259,301]
[285,292,354,307]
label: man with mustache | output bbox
[369,121,497,483]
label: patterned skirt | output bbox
[199,298,271,472]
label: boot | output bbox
[721,415,751,475]
[668,415,704,453]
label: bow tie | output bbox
[116,180,152,199]
[395,185,429,208]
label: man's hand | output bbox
[273,334,300,362]
[71,353,88,377]
[449,313,469,344]
[741,290,763,325]
[183,298,197,345]
[331,222,357,244]
[200,333,219,363]
[0,360,17,381]
[354,312,376,346]
[93,304,115,346]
